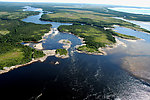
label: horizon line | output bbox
[0,1,150,8]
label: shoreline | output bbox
[0,49,57,74]
[0,26,138,74]
[113,25,150,36]
[0,28,54,74]
[62,31,128,55]
[0,28,73,74]
[33,28,53,50]
[75,37,127,55]
[58,39,72,50]
[56,39,72,58]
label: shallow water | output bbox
[1,6,150,100]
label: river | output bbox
[109,7,150,15]
[0,6,150,100]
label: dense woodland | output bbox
[56,49,68,55]
[0,3,51,69]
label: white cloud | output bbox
[0,0,150,7]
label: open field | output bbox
[0,49,24,68]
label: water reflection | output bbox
[111,25,150,84]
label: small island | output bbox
[58,39,72,50]
[55,39,72,58]
[55,49,69,58]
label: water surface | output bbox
[109,7,150,15]
[0,6,150,100]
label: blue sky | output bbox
[0,0,150,7]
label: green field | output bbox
[0,49,24,68]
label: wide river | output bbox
[1,6,150,100]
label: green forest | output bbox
[0,20,51,69]
[56,49,68,55]
[0,3,51,69]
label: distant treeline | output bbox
[0,19,51,43]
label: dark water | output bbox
[0,6,150,100]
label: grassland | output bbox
[0,49,24,69]
[0,30,10,35]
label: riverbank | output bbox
[0,49,57,74]
[58,25,135,56]
[60,31,128,56]
[33,28,53,50]
[0,28,55,74]
[75,37,127,55]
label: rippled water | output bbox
[0,6,150,100]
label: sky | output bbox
[0,0,150,7]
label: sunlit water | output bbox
[114,17,150,31]
[0,6,150,100]
[109,7,150,15]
